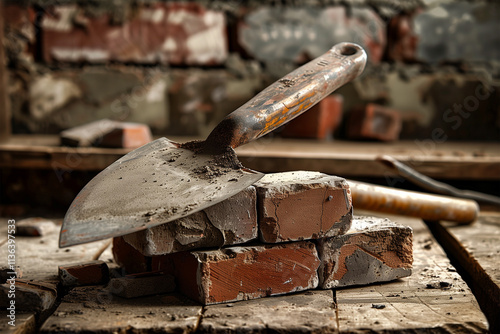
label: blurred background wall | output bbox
[3,0,499,141]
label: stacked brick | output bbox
[112,171,413,305]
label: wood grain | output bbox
[336,211,489,333]
[200,290,337,333]
[40,288,202,333]
[1,136,500,180]
[0,211,493,332]
[425,212,500,333]
[0,218,112,283]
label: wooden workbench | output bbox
[1,210,497,333]
[1,136,499,332]
[1,135,500,180]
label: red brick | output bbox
[99,122,152,148]
[61,119,123,147]
[255,172,352,243]
[387,13,419,62]
[123,186,257,256]
[347,104,402,142]
[237,6,385,65]
[169,241,320,305]
[3,4,36,59]
[61,119,152,148]
[281,94,343,139]
[41,3,227,65]
[107,272,175,298]
[112,236,150,274]
[15,217,57,237]
[58,260,109,287]
[317,216,413,289]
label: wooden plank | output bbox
[0,144,127,171]
[0,313,37,334]
[0,213,492,332]
[336,212,489,333]
[0,2,11,142]
[1,135,500,179]
[237,138,500,180]
[200,290,337,333]
[0,218,113,283]
[425,211,500,333]
[40,288,202,333]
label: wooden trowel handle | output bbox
[204,42,367,152]
[348,180,479,224]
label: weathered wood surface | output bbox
[1,135,500,179]
[0,218,113,283]
[238,138,500,180]
[40,288,202,333]
[425,211,500,333]
[0,313,37,334]
[336,211,489,333]
[200,290,337,333]
[0,212,492,333]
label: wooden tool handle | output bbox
[204,43,367,152]
[348,180,479,224]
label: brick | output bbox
[98,122,152,148]
[3,4,36,63]
[3,5,36,42]
[413,2,500,63]
[169,241,320,305]
[41,3,227,65]
[255,171,352,243]
[30,74,82,121]
[347,103,402,142]
[123,186,257,256]
[112,236,150,274]
[167,69,229,137]
[77,67,142,105]
[58,260,109,287]
[0,279,57,315]
[65,68,169,133]
[15,217,57,237]
[60,119,119,147]
[202,186,257,245]
[107,272,175,298]
[15,66,169,134]
[317,216,413,289]
[387,13,419,62]
[238,6,385,65]
[281,94,343,139]
[60,119,152,148]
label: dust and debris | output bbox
[426,281,452,289]
[371,304,386,309]
[188,144,244,181]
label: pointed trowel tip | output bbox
[59,227,74,248]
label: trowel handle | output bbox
[204,42,367,151]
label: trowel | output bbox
[59,42,367,247]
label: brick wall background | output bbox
[3,0,500,140]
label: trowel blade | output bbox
[59,137,263,247]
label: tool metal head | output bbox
[59,138,263,247]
